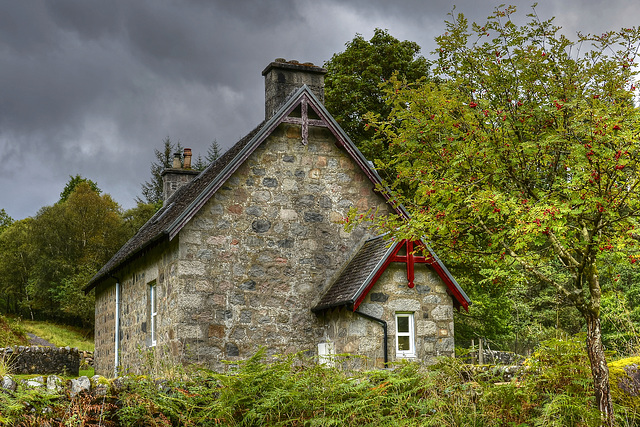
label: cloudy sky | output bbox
[2,0,638,220]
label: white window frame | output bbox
[149,282,157,347]
[318,341,335,367]
[395,312,416,358]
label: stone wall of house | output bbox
[94,281,116,375]
[320,262,455,368]
[175,123,392,370]
[1,346,79,376]
[94,240,183,376]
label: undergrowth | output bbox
[0,314,28,347]
[0,336,638,426]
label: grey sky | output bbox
[2,0,638,219]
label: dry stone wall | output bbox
[1,346,79,376]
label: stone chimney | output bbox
[262,58,327,119]
[161,148,199,205]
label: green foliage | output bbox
[609,356,640,415]
[59,174,101,203]
[359,5,640,420]
[121,201,158,237]
[324,28,430,162]
[206,139,221,164]
[0,385,63,426]
[2,339,640,425]
[193,140,222,171]
[26,182,126,326]
[599,261,640,356]
[0,315,28,348]
[0,180,132,327]
[522,335,602,426]
[109,342,640,425]
[0,218,34,316]
[0,208,13,234]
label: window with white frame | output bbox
[395,312,415,358]
[149,282,157,347]
[317,341,335,367]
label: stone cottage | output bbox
[85,59,471,376]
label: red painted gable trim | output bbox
[353,239,469,312]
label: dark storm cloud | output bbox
[0,0,637,220]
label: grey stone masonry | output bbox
[1,346,80,376]
[174,123,392,370]
[262,59,326,119]
[162,168,199,205]
[320,262,455,368]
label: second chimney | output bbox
[161,148,199,204]
[262,58,327,119]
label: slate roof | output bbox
[86,122,266,290]
[313,235,472,312]
[312,235,393,312]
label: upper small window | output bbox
[395,312,415,358]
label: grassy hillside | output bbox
[0,315,28,347]
[20,320,94,352]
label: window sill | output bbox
[396,353,416,359]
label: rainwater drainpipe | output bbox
[354,310,388,367]
[113,276,121,378]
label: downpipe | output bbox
[113,277,121,377]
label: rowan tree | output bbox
[362,6,640,424]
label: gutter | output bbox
[354,310,388,367]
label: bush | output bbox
[609,356,640,420]
[3,339,640,425]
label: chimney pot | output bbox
[172,152,182,169]
[183,148,192,169]
[162,150,199,205]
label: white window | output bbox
[395,313,415,358]
[149,282,157,347]
[318,342,335,367]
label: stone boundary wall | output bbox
[1,346,80,376]
[1,374,109,397]
[80,350,94,368]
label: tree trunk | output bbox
[584,310,614,426]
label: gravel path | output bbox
[27,332,57,347]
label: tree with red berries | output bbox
[364,6,640,424]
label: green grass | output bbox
[0,315,29,347]
[20,320,94,352]
[79,367,95,378]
